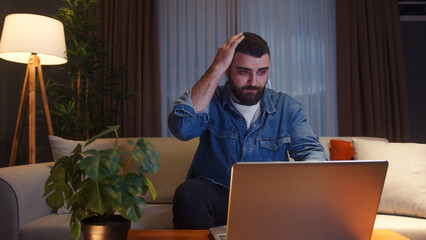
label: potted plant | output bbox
[43,125,159,239]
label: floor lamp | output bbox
[0,14,67,166]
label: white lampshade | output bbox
[0,13,67,65]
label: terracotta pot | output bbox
[81,215,131,240]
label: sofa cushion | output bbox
[374,214,426,240]
[353,138,426,219]
[130,204,173,229]
[20,214,82,240]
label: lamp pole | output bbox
[9,54,54,166]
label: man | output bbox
[168,32,329,229]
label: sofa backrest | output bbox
[114,136,389,204]
[117,137,199,204]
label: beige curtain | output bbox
[95,0,161,137]
[336,0,410,142]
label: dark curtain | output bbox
[336,0,410,142]
[94,0,161,137]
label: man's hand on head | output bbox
[210,33,245,75]
[190,33,245,114]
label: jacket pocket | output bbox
[259,136,291,151]
[207,121,238,139]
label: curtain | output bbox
[336,0,410,142]
[157,0,232,136]
[158,0,337,137]
[95,0,161,137]
[235,0,337,136]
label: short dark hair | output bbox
[235,32,270,58]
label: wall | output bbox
[401,20,426,143]
[0,0,62,167]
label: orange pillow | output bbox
[330,139,354,161]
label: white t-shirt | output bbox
[230,96,260,130]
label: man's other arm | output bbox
[288,103,329,161]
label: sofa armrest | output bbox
[0,162,55,240]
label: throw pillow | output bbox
[353,138,426,218]
[49,135,115,162]
[329,139,354,160]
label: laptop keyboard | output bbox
[219,234,226,240]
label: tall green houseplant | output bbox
[49,0,133,140]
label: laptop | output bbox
[210,160,388,240]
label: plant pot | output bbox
[81,215,131,240]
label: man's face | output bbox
[226,52,270,106]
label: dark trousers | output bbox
[173,178,229,229]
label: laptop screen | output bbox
[222,161,388,240]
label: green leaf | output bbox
[116,195,146,223]
[118,152,127,168]
[108,172,149,222]
[113,177,127,206]
[79,150,104,181]
[78,178,107,214]
[103,150,121,174]
[103,184,118,199]
[112,174,141,206]
[43,166,73,210]
[70,210,81,239]
[140,172,157,200]
[130,138,159,174]
[146,176,157,200]
[69,206,88,239]
[70,217,80,240]
[85,125,120,147]
[126,196,146,222]
[79,149,119,181]
[124,173,143,195]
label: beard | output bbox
[229,77,266,106]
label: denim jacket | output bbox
[168,84,329,187]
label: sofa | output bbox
[0,136,425,240]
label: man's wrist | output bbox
[206,62,227,81]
